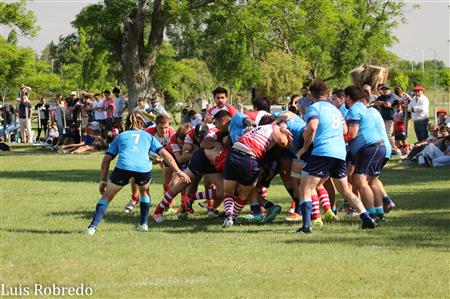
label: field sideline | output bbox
[1,145,449,298]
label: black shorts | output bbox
[105,118,113,131]
[224,149,260,186]
[188,149,217,175]
[354,143,386,177]
[109,167,152,186]
[259,148,280,188]
[302,155,347,179]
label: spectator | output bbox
[201,108,207,121]
[297,87,312,118]
[436,109,450,128]
[17,84,31,101]
[103,90,115,133]
[113,87,127,131]
[392,100,409,155]
[17,94,33,143]
[35,98,50,140]
[181,108,190,124]
[79,94,93,128]
[373,84,399,155]
[362,84,378,103]
[67,91,80,122]
[59,127,106,154]
[408,86,429,142]
[403,124,447,162]
[430,136,450,167]
[53,97,67,140]
[288,94,300,114]
[92,93,107,131]
[188,110,202,127]
[45,122,59,146]
[147,95,168,117]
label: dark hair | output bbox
[344,85,364,101]
[253,96,271,112]
[155,114,170,125]
[362,90,371,102]
[258,115,276,125]
[94,93,100,97]
[309,80,328,99]
[103,90,111,95]
[213,110,232,120]
[176,124,191,140]
[188,110,197,118]
[195,123,209,138]
[394,86,403,95]
[332,89,345,98]
[112,87,120,94]
[392,100,401,106]
[289,94,299,106]
[182,108,188,113]
[213,87,228,97]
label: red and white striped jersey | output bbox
[235,124,278,159]
[145,126,176,147]
[244,110,270,125]
[207,103,238,119]
[166,134,181,156]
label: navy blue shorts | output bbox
[354,143,386,177]
[188,149,217,175]
[224,149,260,186]
[109,167,152,186]
[302,155,347,179]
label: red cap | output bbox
[413,86,425,91]
[436,109,447,116]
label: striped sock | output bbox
[89,198,109,228]
[317,188,331,212]
[139,195,151,225]
[233,198,247,216]
[131,193,139,204]
[155,191,175,214]
[311,194,321,220]
[194,187,216,200]
[223,194,235,217]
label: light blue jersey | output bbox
[107,129,163,172]
[229,112,250,144]
[346,102,383,156]
[368,107,391,158]
[278,111,306,153]
[338,104,348,118]
[305,101,346,160]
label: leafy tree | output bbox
[0,0,39,37]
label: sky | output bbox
[1,0,449,66]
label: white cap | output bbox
[70,91,77,96]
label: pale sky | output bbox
[1,0,449,66]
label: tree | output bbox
[0,0,39,37]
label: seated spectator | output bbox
[188,110,202,127]
[403,124,448,162]
[147,95,169,117]
[45,122,59,146]
[431,136,450,167]
[436,109,450,128]
[59,128,106,154]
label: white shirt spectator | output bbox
[408,95,429,121]
[190,113,203,127]
[92,99,107,120]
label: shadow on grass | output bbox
[387,190,450,210]
[1,228,78,234]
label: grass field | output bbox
[1,145,449,298]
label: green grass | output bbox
[1,145,449,298]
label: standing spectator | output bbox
[17,94,33,143]
[288,94,300,114]
[392,100,409,154]
[134,97,153,125]
[113,87,127,131]
[67,91,80,122]
[17,84,31,101]
[297,87,312,118]
[201,108,207,121]
[188,110,202,127]
[362,84,378,104]
[92,93,107,131]
[408,86,429,142]
[35,98,50,140]
[373,84,399,155]
[79,94,92,128]
[53,97,67,145]
[394,86,413,137]
[181,108,189,124]
[147,95,169,117]
[103,90,115,133]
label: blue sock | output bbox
[294,198,301,215]
[359,211,372,223]
[139,195,151,225]
[286,188,295,199]
[263,201,274,209]
[375,206,384,216]
[383,196,392,205]
[89,198,109,228]
[332,207,337,214]
[250,203,261,215]
[300,200,312,228]
[367,207,377,218]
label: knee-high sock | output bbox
[311,194,321,220]
[223,194,235,217]
[131,193,139,204]
[89,198,109,228]
[191,187,216,201]
[260,187,268,200]
[155,191,175,214]
[300,199,312,228]
[317,188,331,212]
[139,195,151,225]
[233,198,247,216]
